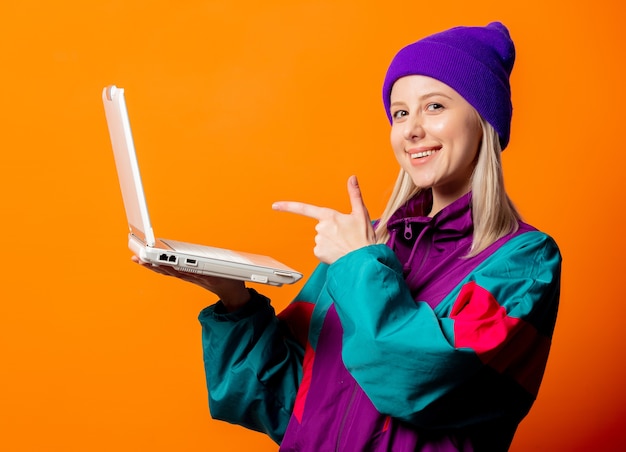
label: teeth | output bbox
[410,150,436,159]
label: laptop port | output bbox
[158,254,177,264]
[185,258,198,266]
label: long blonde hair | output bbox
[374,118,520,256]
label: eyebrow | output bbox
[420,91,453,101]
[390,91,454,108]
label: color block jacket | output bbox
[198,191,561,451]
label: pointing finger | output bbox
[272,201,333,220]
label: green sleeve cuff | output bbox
[198,288,270,322]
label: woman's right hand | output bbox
[131,255,251,312]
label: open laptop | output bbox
[102,85,302,286]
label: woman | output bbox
[136,22,561,451]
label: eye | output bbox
[392,109,408,121]
[426,103,444,112]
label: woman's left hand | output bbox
[273,175,376,264]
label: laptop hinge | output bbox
[129,225,151,246]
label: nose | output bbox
[403,114,425,141]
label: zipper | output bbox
[403,219,413,240]
[335,383,358,452]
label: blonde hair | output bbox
[374,118,520,256]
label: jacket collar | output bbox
[387,189,473,245]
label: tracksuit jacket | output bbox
[198,190,562,451]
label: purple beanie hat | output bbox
[382,22,515,150]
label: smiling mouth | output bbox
[410,149,439,159]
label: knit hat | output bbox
[382,22,515,150]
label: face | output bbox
[389,75,483,213]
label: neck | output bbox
[429,189,471,217]
[429,181,472,217]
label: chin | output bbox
[409,175,436,189]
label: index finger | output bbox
[272,201,333,220]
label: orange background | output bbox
[1,1,623,451]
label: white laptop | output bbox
[102,85,302,286]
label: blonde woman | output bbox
[136,22,561,451]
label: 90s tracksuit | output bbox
[198,191,562,451]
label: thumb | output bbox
[347,175,369,219]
